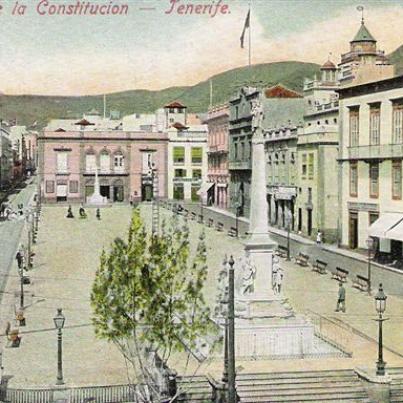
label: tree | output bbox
[91,208,212,402]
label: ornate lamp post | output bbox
[374,284,388,376]
[227,255,236,403]
[366,237,374,293]
[235,203,240,238]
[53,308,66,385]
[18,266,24,310]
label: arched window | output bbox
[100,150,111,173]
[85,150,96,173]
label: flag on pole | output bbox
[240,10,250,49]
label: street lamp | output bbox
[18,266,24,311]
[374,283,388,377]
[53,308,66,385]
[227,255,236,403]
[235,203,240,238]
[366,237,374,293]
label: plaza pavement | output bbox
[0,203,402,388]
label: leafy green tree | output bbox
[91,208,212,401]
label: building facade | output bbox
[167,124,208,201]
[0,126,13,189]
[38,122,168,204]
[206,103,229,209]
[296,61,340,242]
[338,75,403,266]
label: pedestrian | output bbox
[66,205,74,218]
[79,205,87,219]
[275,268,284,294]
[96,208,101,220]
[272,257,279,292]
[335,282,346,312]
[316,230,322,245]
[15,250,23,269]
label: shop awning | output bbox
[196,182,214,196]
[385,219,403,242]
[368,213,403,238]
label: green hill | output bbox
[0,61,320,128]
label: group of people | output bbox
[0,202,26,221]
[66,205,101,220]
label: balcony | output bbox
[228,160,251,170]
[347,144,403,160]
[173,177,202,183]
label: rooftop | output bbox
[351,21,376,43]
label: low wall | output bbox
[163,200,403,297]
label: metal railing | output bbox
[307,310,353,357]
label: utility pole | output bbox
[228,255,236,403]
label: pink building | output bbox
[38,121,167,204]
[206,104,229,209]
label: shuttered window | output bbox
[191,147,203,164]
[173,147,185,164]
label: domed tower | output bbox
[321,59,337,83]
[339,17,394,85]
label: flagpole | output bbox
[209,79,213,108]
[248,0,252,70]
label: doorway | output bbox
[100,186,110,199]
[114,186,124,202]
[298,208,302,232]
[307,209,312,236]
[142,184,153,201]
[349,211,358,249]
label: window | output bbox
[241,142,245,159]
[191,147,202,164]
[192,169,202,179]
[369,105,380,145]
[392,160,402,199]
[369,212,379,226]
[173,184,184,200]
[234,143,238,159]
[46,180,55,193]
[235,106,239,120]
[114,154,124,172]
[191,185,200,202]
[301,154,307,179]
[392,102,403,143]
[308,153,314,179]
[350,162,358,197]
[174,169,186,178]
[100,152,110,173]
[349,107,359,147]
[142,152,153,174]
[86,154,96,173]
[173,147,185,164]
[57,152,68,173]
[69,180,79,193]
[369,162,379,198]
[169,108,175,114]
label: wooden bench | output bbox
[207,218,214,228]
[5,322,21,348]
[352,274,370,292]
[215,222,224,232]
[332,267,349,283]
[295,252,310,267]
[190,212,197,221]
[227,227,238,237]
[275,245,288,258]
[312,259,328,274]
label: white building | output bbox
[338,74,403,267]
[0,125,13,187]
[167,122,208,201]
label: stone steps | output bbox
[237,382,368,392]
[176,376,211,402]
[236,375,356,386]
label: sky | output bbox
[1,0,403,96]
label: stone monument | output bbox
[232,92,316,359]
[86,167,108,206]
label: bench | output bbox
[207,218,214,228]
[295,252,310,267]
[276,245,288,258]
[215,222,224,232]
[190,212,197,221]
[312,259,328,274]
[198,214,204,224]
[227,227,238,237]
[352,274,370,292]
[332,267,349,283]
[5,322,21,348]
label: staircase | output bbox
[236,369,371,403]
[390,367,403,403]
[176,375,211,402]
[176,369,372,403]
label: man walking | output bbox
[335,282,346,312]
[15,250,23,269]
